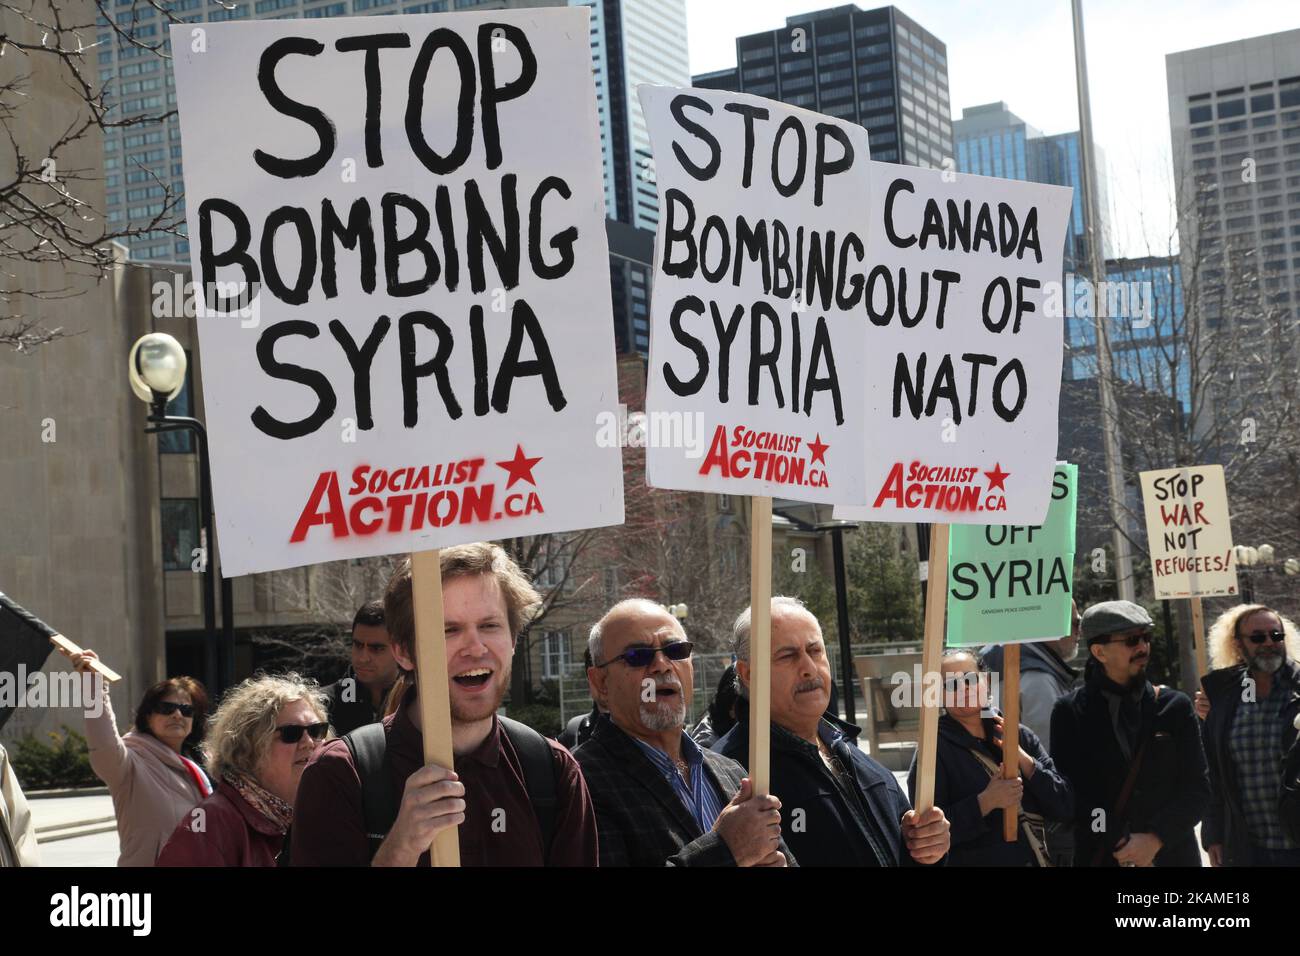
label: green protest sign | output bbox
[945,463,1077,647]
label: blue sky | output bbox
[685,0,1300,259]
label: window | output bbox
[541,631,571,680]
[1189,105,1211,124]
[1252,93,1276,112]
[1217,100,1245,119]
[161,499,200,571]
[718,494,732,513]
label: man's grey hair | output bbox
[588,598,677,666]
[731,596,814,699]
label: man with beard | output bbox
[290,543,598,866]
[574,599,792,866]
[715,597,950,866]
[1050,601,1210,867]
[322,601,400,736]
[1201,604,1300,866]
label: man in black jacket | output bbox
[1050,600,1210,867]
[574,599,793,867]
[1200,604,1300,867]
[322,601,399,737]
[715,596,950,867]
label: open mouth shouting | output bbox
[453,667,494,692]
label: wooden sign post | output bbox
[410,549,459,868]
[1190,596,1208,679]
[913,523,949,813]
[748,496,774,796]
[1000,642,1021,841]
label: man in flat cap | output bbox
[1050,601,1210,866]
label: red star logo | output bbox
[807,433,829,466]
[984,462,1010,492]
[496,445,542,489]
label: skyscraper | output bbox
[1166,29,1300,343]
[96,0,687,262]
[692,4,953,168]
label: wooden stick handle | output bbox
[411,549,460,868]
[748,496,773,796]
[1001,642,1021,842]
[913,523,949,813]
[1190,596,1208,679]
[49,634,123,683]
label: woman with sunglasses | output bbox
[907,649,1073,866]
[70,649,212,866]
[157,673,329,867]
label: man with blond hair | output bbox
[291,542,598,866]
[574,598,792,866]
[1201,604,1300,867]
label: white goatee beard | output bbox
[1250,653,1284,675]
[640,698,686,732]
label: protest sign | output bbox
[638,85,871,506]
[946,462,1077,647]
[1139,465,1237,599]
[1140,464,1237,679]
[172,8,620,867]
[638,84,875,791]
[170,10,623,579]
[835,163,1073,526]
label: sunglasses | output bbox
[595,641,694,668]
[1103,630,1153,648]
[154,702,194,718]
[1244,629,1286,645]
[943,673,983,692]
[274,723,329,744]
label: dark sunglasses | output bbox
[154,702,194,718]
[274,722,329,744]
[1244,629,1286,645]
[595,641,694,668]
[1104,630,1153,648]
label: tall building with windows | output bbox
[1167,29,1300,341]
[96,0,685,263]
[692,4,953,168]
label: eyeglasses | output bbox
[1244,629,1286,645]
[154,702,194,718]
[595,641,694,668]
[274,723,329,744]
[1103,630,1153,648]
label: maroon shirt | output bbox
[156,781,284,867]
[291,701,598,866]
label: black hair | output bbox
[352,599,385,632]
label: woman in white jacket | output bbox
[72,650,212,866]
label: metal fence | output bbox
[556,642,922,728]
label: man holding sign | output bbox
[291,543,597,866]
[717,597,950,866]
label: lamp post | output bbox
[1234,544,1298,603]
[129,333,235,694]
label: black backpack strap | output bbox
[344,722,398,863]
[499,716,559,859]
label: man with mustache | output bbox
[1050,601,1210,866]
[574,599,792,866]
[290,543,598,866]
[715,596,950,866]
[1200,604,1300,866]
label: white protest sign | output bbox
[171,10,623,577]
[835,163,1073,525]
[637,85,870,505]
[1139,465,1238,599]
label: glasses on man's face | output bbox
[1104,630,1153,648]
[154,702,194,718]
[274,722,329,744]
[1244,629,1286,645]
[595,641,694,669]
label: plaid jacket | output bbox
[573,718,795,867]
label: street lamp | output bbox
[1235,543,1298,603]
[128,332,235,695]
